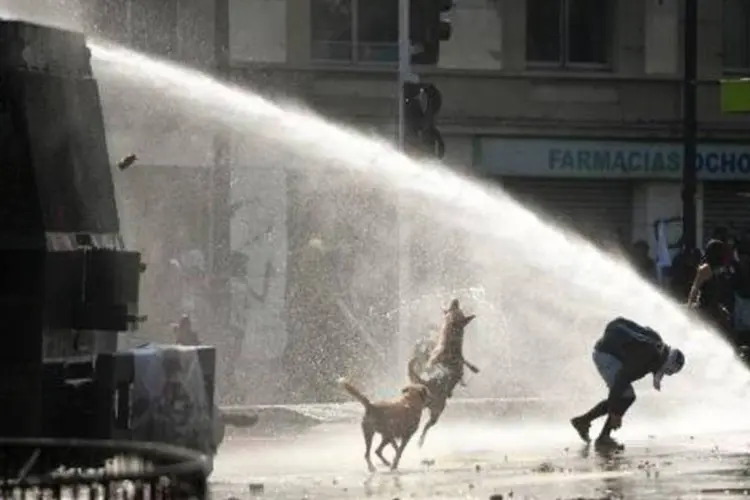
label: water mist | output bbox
[0,0,741,426]
[80,41,750,431]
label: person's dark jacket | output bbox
[595,317,669,413]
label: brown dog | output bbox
[426,299,476,370]
[409,299,476,447]
[339,378,430,472]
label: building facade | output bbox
[226,0,750,251]
[86,0,750,401]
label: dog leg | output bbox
[418,402,446,448]
[362,422,376,472]
[391,432,414,471]
[375,437,392,467]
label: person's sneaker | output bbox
[595,435,625,451]
[570,416,591,443]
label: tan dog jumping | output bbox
[339,378,430,472]
[409,298,477,447]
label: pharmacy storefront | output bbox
[474,137,750,246]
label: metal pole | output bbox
[682,0,698,250]
[212,0,232,330]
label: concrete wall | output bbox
[632,181,706,260]
[222,0,743,266]
[229,0,287,63]
[632,182,683,254]
[227,0,745,140]
[84,0,730,138]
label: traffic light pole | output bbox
[397,0,411,149]
[397,0,412,371]
[682,0,698,251]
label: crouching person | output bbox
[571,317,685,450]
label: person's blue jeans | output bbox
[592,350,635,399]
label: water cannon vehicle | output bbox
[0,18,223,474]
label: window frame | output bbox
[310,0,398,66]
[722,0,750,75]
[525,0,614,71]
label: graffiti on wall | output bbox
[652,216,683,253]
[228,167,288,365]
[228,225,275,360]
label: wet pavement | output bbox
[211,414,750,499]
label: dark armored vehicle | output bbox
[0,18,222,464]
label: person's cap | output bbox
[663,347,685,375]
[653,347,685,390]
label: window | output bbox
[526,0,612,68]
[723,0,750,72]
[437,0,503,70]
[91,0,179,58]
[311,0,398,63]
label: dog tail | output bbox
[338,378,372,408]
[407,357,428,386]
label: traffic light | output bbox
[410,0,454,65]
[403,81,445,159]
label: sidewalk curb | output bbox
[218,397,574,428]
[218,394,693,428]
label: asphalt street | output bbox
[211,411,750,500]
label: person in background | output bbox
[668,246,702,302]
[708,226,738,268]
[729,236,741,266]
[732,253,750,338]
[630,240,656,282]
[711,226,729,245]
[571,317,685,451]
[688,239,734,334]
[731,233,750,345]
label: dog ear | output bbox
[463,314,476,326]
[443,299,460,314]
[421,385,432,401]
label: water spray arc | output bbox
[85,37,750,424]
[8,4,750,495]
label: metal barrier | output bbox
[0,438,210,499]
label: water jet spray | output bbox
[81,39,750,429]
